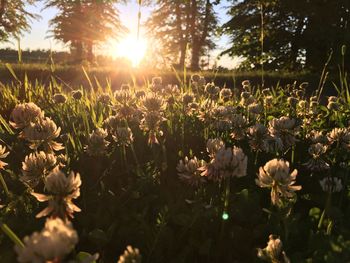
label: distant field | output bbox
[0,63,332,94]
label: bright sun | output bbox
[114,34,148,67]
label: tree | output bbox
[146,0,219,70]
[221,0,350,71]
[44,0,126,63]
[0,0,38,42]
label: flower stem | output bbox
[318,191,332,230]
[0,223,24,248]
[0,172,9,197]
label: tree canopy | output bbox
[0,0,38,42]
[222,0,350,71]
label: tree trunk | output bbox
[87,40,94,63]
[175,2,186,69]
[290,17,305,70]
[190,0,200,71]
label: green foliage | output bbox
[0,0,38,42]
[222,0,350,71]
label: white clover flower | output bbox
[307,130,329,144]
[303,143,330,172]
[117,246,141,263]
[10,102,43,129]
[32,168,81,219]
[97,93,111,104]
[248,102,263,115]
[15,217,78,263]
[206,138,225,157]
[328,127,350,150]
[182,93,195,105]
[177,157,206,187]
[114,89,133,104]
[242,80,251,90]
[71,90,83,100]
[268,116,300,150]
[220,88,232,100]
[201,146,247,181]
[141,93,166,113]
[114,126,134,147]
[22,117,63,152]
[139,111,166,145]
[21,151,57,188]
[257,235,290,263]
[319,177,342,193]
[327,101,340,111]
[205,83,220,97]
[0,145,9,170]
[256,159,301,206]
[230,113,247,140]
[85,128,109,157]
[53,93,67,104]
[247,123,271,152]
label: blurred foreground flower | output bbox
[118,246,141,263]
[32,168,81,219]
[15,217,78,263]
[257,235,290,263]
[256,159,301,206]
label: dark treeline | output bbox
[0,1,349,72]
[0,48,134,67]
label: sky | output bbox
[0,1,240,69]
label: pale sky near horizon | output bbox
[0,1,241,68]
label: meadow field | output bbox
[0,62,350,262]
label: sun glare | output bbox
[114,34,148,67]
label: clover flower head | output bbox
[114,126,134,146]
[141,93,166,113]
[220,88,232,100]
[328,127,350,150]
[15,217,78,263]
[0,145,9,170]
[71,90,83,100]
[201,146,247,181]
[53,93,67,104]
[256,159,301,206]
[85,128,109,157]
[206,138,225,157]
[319,177,342,193]
[21,151,57,188]
[205,83,220,96]
[257,235,290,263]
[118,246,141,263]
[247,123,270,152]
[177,156,206,187]
[32,168,81,219]
[22,117,63,152]
[10,102,44,129]
[97,93,111,104]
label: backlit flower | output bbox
[256,159,301,205]
[15,217,78,263]
[21,151,57,188]
[10,102,43,129]
[177,157,206,187]
[32,168,81,219]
